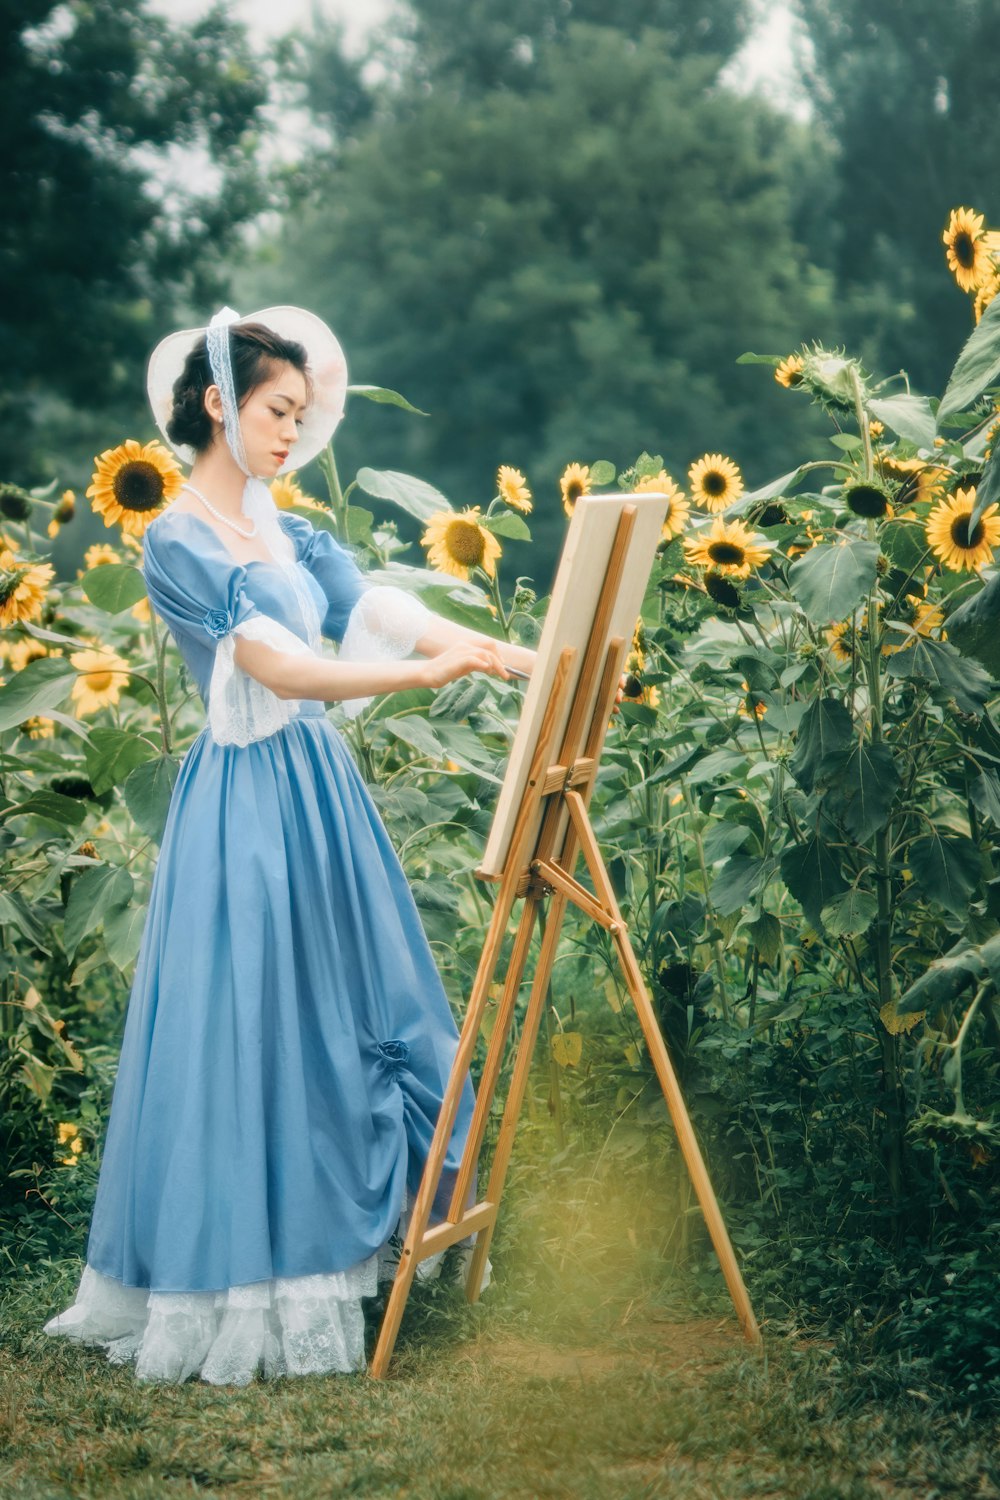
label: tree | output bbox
[253,20,834,573]
[1,0,273,481]
[794,0,1000,392]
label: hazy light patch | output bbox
[721,0,813,122]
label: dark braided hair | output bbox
[166,322,312,453]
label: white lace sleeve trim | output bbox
[208,613,318,748]
[338,585,432,719]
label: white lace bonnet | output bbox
[145,305,349,476]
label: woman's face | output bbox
[210,360,310,478]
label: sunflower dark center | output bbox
[703,471,727,497]
[954,231,976,270]
[951,515,984,549]
[566,481,584,503]
[113,460,165,513]
[0,569,18,604]
[707,540,745,566]
[445,518,486,566]
[846,484,890,518]
[705,570,741,607]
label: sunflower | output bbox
[7,638,50,673]
[868,419,885,440]
[775,355,805,389]
[131,595,152,626]
[704,570,743,609]
[80,542,121,575]
[843,480,893,519]
[270,473,323,511]
[826,620,856,663]
[0,544,54,628]
[882,600,946,654]
[47,489,76,540]
[688,453,744,514]
[497,465,532,514]
[632,470,690,540]
[21,716,56,740]
[87,438,184,537]
[975,274,1000,325]
[421,508,502,580]
[878,455,948,507]
[925,487,1000,573]
[560,463,591,517]
[69,645,131,716]
[942,207,996,293]
[683,517,773,578]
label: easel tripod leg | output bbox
[462,891,569,1293]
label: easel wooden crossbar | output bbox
[369,504,761,1376]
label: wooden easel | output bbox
[370,507,761,1376]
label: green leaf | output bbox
[970,771,1000,829]
[780,837,848,932]
[381,715,447,761]
[0,790,87,830]
[746,910,782,964]
[0,657,75,732]
[897,940,985,1015]
[938,293,1000,423]
[104,902,147,972]
[347,384,429,416]
[968,445,1000,535]
[788,539,879,624]
[868,395,938,450]
[825,741,901,842]
[728,467,810,512]
[885,636,994,717]
[908,832,982,916]
[355,468,451,522]
[829,433,863,452]
[879,519,931,573]
[64,864,134,957]
[589,459,617,485]
[346,506,374,545]
[789,697,854,793]
[0,889,51,953]
[84,728,159,798]
[820,887,878,939]
[81,563,147,612]
[484,511,531,540]
[123,755,180,844]
[736,352,782,366]
[710,855,772,917]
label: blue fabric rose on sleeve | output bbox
[202,607,234,640]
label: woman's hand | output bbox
[420,643,510,689]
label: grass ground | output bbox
[2,1169,997,1500]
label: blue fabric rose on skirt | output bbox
[202,607,234,640]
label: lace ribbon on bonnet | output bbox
[203,308,430,744]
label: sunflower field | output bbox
[3,208,1000,1409]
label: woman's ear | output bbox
[203,384,225,425]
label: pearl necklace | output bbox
[181,482,258,539]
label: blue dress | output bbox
[43,505,483,1383]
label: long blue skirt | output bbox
[86,710,478,1295]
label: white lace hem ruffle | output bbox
[339,584,432,719]
[208,613,316,748]
[43,1205,492,1386]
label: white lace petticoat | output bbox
[43,1204,492,1386]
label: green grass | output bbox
[2,1170,997,1500]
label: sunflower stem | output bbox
[318,442,347,542]
[147,606,172,757]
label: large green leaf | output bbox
[788,539,879,624]
[968,444,1000,534]
[886,636,994,716]
[728,466,811,513]
[970,771,1000,829]
[0,657,75,731]
[780,837,848,931]
[820,887,878,939]
[81,563,147,612]
[63,864,134,957]
[938,293,1000,423]
[868,395,938,449]
[84,728,159,797]
[825,741,901,842]
[897,940,986,1015]
[789,697,854,793]
[124,755,180,844]
[710,854,772,917]
[908,832,982,916]
[355,468,452,521]
[381,715,447,760]
[484,511,531,540]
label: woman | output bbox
[43,306,536,1385]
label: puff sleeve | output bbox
[142,514,317,748]
[278,511,433,718]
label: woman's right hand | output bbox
[421,644,510,689]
